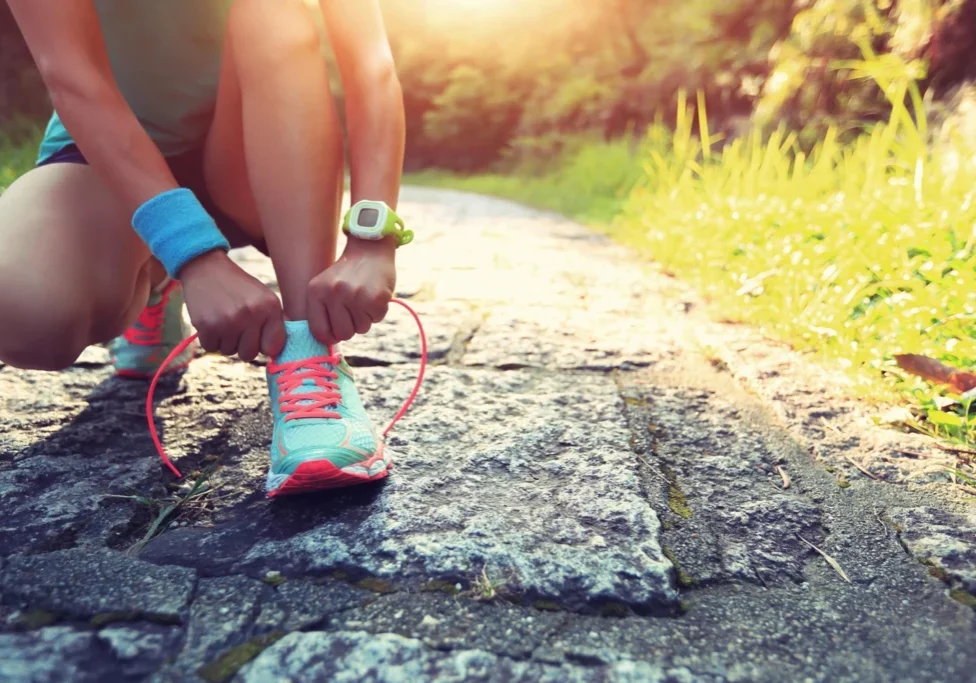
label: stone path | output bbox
[1,187,975,682]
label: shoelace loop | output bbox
[147,298,427,478]
[268,355,343,422]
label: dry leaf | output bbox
[952,483,976,497]
[797,535,852,584]
[894,354,976,393]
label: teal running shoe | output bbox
[110,279,197,379]
[265,321,390,496]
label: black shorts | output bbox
[37,144,269,256]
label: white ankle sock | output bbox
[152,276,173,294]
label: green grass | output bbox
[617,63,976,452]
[104,466,218,553]
[409,138,642,225]
[0,120,41,190]
[412,52,976,480]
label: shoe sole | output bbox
[114,356,195,380]
[266,445,393,498]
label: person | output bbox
[0,0,412,496]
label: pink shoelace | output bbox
[268,354,344,422]
[124,291,170,346]
[147,299,428,478]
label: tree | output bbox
[0,3,48,132]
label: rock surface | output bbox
[1,548,195,622]
[236,630,702,683]
[1,187,975,681]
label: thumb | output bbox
[307,292,332,346]
[260,308,287,359]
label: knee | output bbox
[0,286,90,371]
[228,0,321,70]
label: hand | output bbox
[179,250,286,360]
[307,237,397,345]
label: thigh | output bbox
[0,163,152,345]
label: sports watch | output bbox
[342,200,413,247]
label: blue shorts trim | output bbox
[36,144,88,167]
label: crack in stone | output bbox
[615,367,829,591]
[343,356,394,368]
[231,629,706,681]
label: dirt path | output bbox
[1,187,974,682]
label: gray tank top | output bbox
[39,0,233,161]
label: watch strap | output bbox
[343,201,414,248]
[385,213,414,247]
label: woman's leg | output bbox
[201,0,391,496]
[204,0,345,321]
[0,163,154,370]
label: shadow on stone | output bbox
[0,374,192,556]
[138,478,389,577]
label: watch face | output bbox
[358,208,380,228]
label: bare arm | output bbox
[319,0,405,211]
[8,0,179,213]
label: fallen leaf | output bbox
[894,354,976,393]
[797,535,852,584]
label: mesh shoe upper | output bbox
[266,321,379,477]
[110,279,196,377]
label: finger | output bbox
[327,300,355,343]
[306,291,332,346]
[219,319,240,357]
[238,320,261,362]
[260,308,287,358]
[197,327,220,354]
[367,298,390,324]
[352,309,372,335]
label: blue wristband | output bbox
[132,188,231,278]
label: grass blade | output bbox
[798,535,852,584]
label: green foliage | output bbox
[0,2,49,127]
[386,0,976,171]
[385,0,794,171]
[0,120,40,190]
[753,0,967,148]
[420,64,526,172]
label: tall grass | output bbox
[617,48,976,449]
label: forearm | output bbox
[49,76,178,213]
[8,0,178,214]
[48,74,229,278]
[344,65,405,211]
